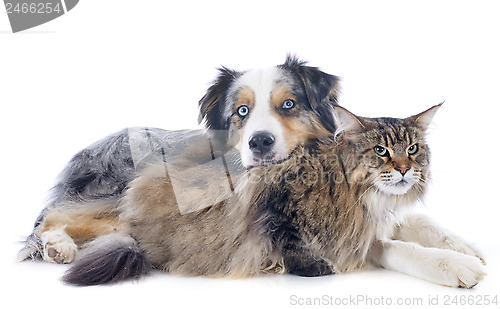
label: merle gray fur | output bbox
[18,128,236,261]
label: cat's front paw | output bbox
[41,228,77,264]
[441,236,486,265]
[434,251,486,288]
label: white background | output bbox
[1,1,499,308]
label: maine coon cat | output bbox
[64,104,486,288]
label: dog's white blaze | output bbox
[233,67,288,167]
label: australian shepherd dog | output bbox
[18,56,340,274]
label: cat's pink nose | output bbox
[396,166,410,176]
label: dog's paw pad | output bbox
[47,247,57,258]
[41,229,78,264]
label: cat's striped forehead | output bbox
[363,117,424,151]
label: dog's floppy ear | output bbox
[281,55,340,109]
[281,56,341,134]
[198,67,242,132]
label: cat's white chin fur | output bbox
[377,183,413,195]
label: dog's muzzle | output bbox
[248,131,275,157]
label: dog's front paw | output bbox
[41,228,77,264]
[435,251,486,288]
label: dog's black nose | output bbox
[249,131,275,154]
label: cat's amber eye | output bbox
[374,146,388,157]
[407,144,418,155]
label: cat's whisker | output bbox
[350,182,378,211]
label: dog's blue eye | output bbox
[237,105,249,117]
[282,99,295,109]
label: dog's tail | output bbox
[63,234,152,286]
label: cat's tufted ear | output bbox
[410,102,443,131]
[332,106,365,136]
